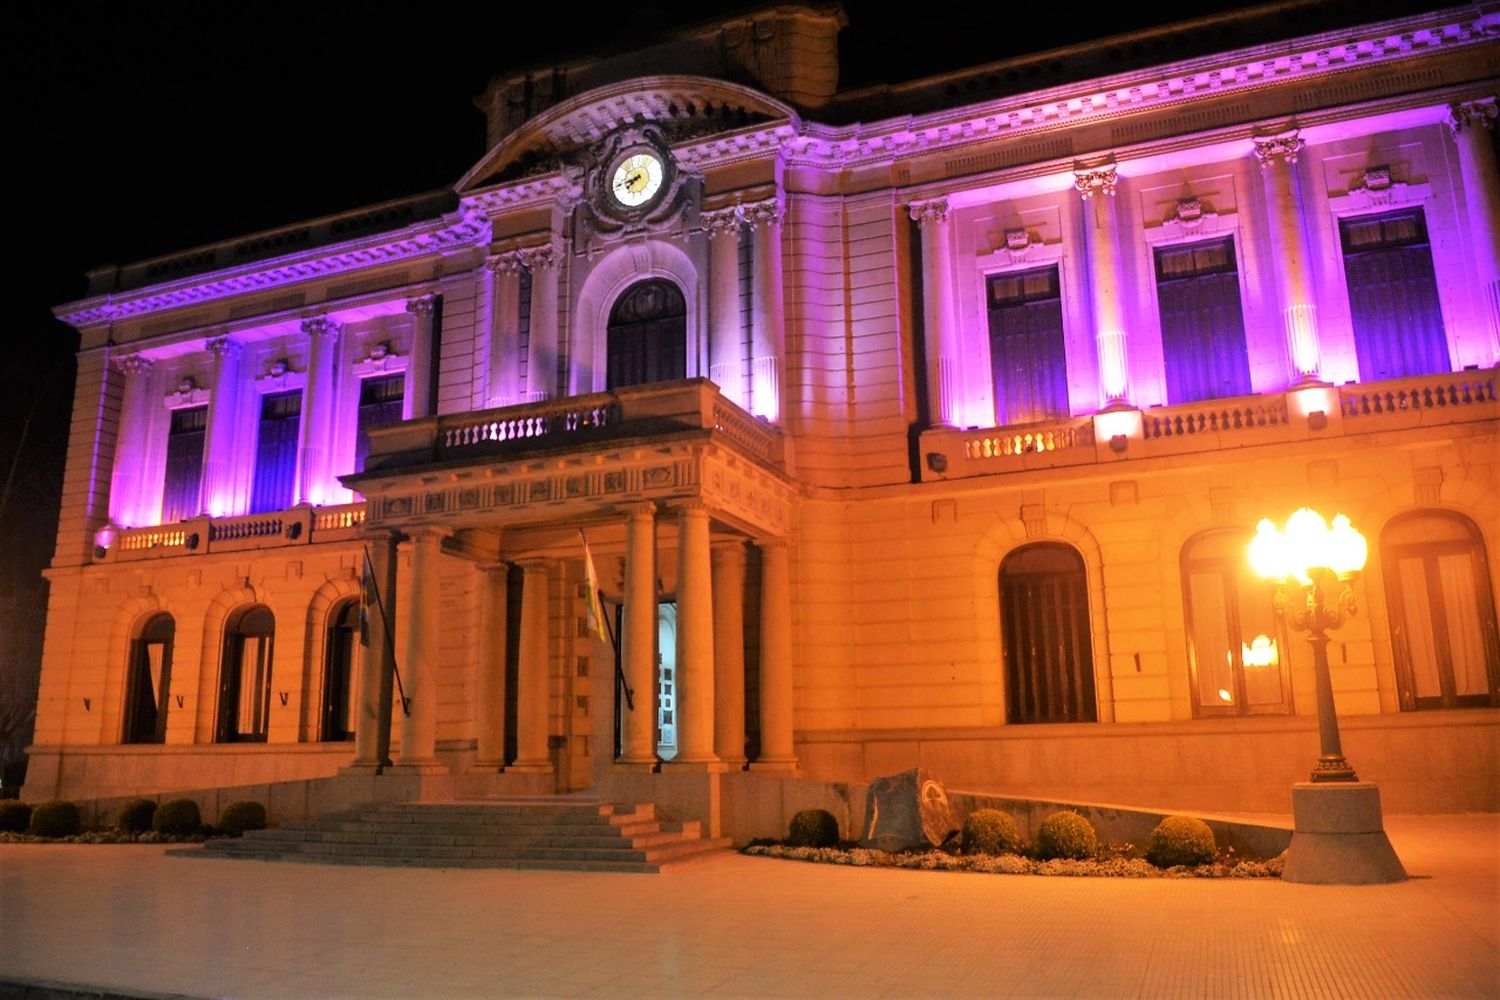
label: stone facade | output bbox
[30,3,1500,827]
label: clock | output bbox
[608,150,666,209]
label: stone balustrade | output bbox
[104,502,367,563]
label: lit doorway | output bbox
[611,600,678,762]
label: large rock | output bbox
[858,768,958,852]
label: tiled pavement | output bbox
[1,814,1495,999]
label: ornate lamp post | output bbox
[1248,509,1405,884]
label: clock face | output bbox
[610,151,665,208]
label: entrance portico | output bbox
[341,379,798,826]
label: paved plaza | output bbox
[1,814,1496,999]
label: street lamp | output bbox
[1248,508,1366,782]
[1247,508,1405,884]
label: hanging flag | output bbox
[580,529,610,642]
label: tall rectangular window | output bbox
[160,405,207,523]
[1340,209,1450,381]
[516,269,532,395]
[987,267,1069,425]
[249,391,302,514]
[354,374,405,474]
[1155,238,1252,404]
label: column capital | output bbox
[908,198,950,225]
[301,316,342,338]
[204,334,241,358]
[113,352,154,376]
[1448,97,1498,135]
[711,536,748,557]
[405,525,451,545]
[1072,163,1118,199]
[486,249,528,274]
[517,243,559,269]
[757,537,790,553]
[670,498,712,517]
[1252,129,1305,167]
[405,294,436,318]
[741,197,784,229]
[619,501,657,522]
[701,206,743,237]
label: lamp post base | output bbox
[1281,781,1406,884]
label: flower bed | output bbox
[743,843,1285,879]
[0,829,206,845]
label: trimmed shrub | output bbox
[0,800,32,833]
[960,809,1021,855]
[153,798,202,836]
[116,798,158,834]
[217,800,267,837]
[1147,815,1217,868]
[1036,811,1098,861]
[787,808,839,848]
[28,800,82,838]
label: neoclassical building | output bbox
[29,2,1500,834]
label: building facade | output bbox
[29,3,1500,831]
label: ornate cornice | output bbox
[740,198,784,229]
[1073,163,1118,199]
[908,198,951,225]
[1448,96,1498,135]
[1252,129,1305,166]
[301,317,341,338]
[56,209,491,330]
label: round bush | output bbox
[116,798,157,834]
[152,798,202,836]
[28,800,82,838]
[787,808,839,848]
[1147,815,1217,868]
[960,808,1021,855]
[0,800,32,833]
[217,800,267,837]
[1036,810,1098,860]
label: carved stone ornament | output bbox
[1447,97,1498,135]
[1360,166,1392,191]
[267,358,290,378]
[485,249,528,274]
[176,375,197,394]
[405,294,435,317]
[1002,227,1034,264]
[114,353,154,377]
[1252,130,1305,167]
[301,316,340,338]
[740,197,784,229]
[517,244,559,270]
[700,206,742,238]
[204,335,241,358]
[908,198,951,225]
[1164,197,1218,234]
[368,340,392,361]
[1072,164,1118,199]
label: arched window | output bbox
[321,599,360,741]
[1180,531,1291,716]
[218,605,276,742]
[606,279,686,390]
[1381,511,1500,710]
[1000,543,1096,724]
[123,614,175,744]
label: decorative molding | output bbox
[1020,503,1047,539]
[204,335,241,359]
[740,197,784,229]
[908,198,950,225]
[1072,163,1118,199]
[405,294,436,318]
[164,376,208,409]
[700,206,743,237]
[1447,96,1498,135]
[1252,129,1305,166]
[254,357,304,394]
[113,353,154,377]
[517,244,560,269]
[352,340,407,378]
[485,250,528,274]
[300,316,341,339]
[1163,197,1220,235]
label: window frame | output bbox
[320,598,360,742]
[1152,235,1254,405]
[123,614,175,744]
[1335,206,1452,382]
[999,542,1098,725]
[217,605,276,743]
[984,264,1072,426]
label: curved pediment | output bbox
[458,76,798,193]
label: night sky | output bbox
[0,0,1448,762]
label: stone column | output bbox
[297,317,340,506]
[397,526,446,766]
[1074,164,1132,406]
[618,502,658,766]
[711,538,748,768]
[108,353,154,527]
[1447,98,1500,362]
[911,198,961,425]
[745,199,785,422]
[510,559,553,772]
[521,245,559,402]
[353,529,399,768]
[1252,131,1324,383]
[704,208,745,408]
[200,335,242,516]
[670,502,719,767]
[487,251,526,407]
[405,295,437,419]
[474,561,509,770]
[751,539,797,771]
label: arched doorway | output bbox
[1000,543,1097,724]
[218,605,276,742]
[606,279,686,390]
[124,614,175,744]
[321,599,360,741]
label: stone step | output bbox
[273,817,665,839]
[203,836,701,865]
[237,827,687,850]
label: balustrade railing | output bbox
[441,397,621,452]
[1145,397,1288,439]
[963,420,1094,461]
[1340,371,1497,417]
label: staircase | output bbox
[175,797,731,873]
